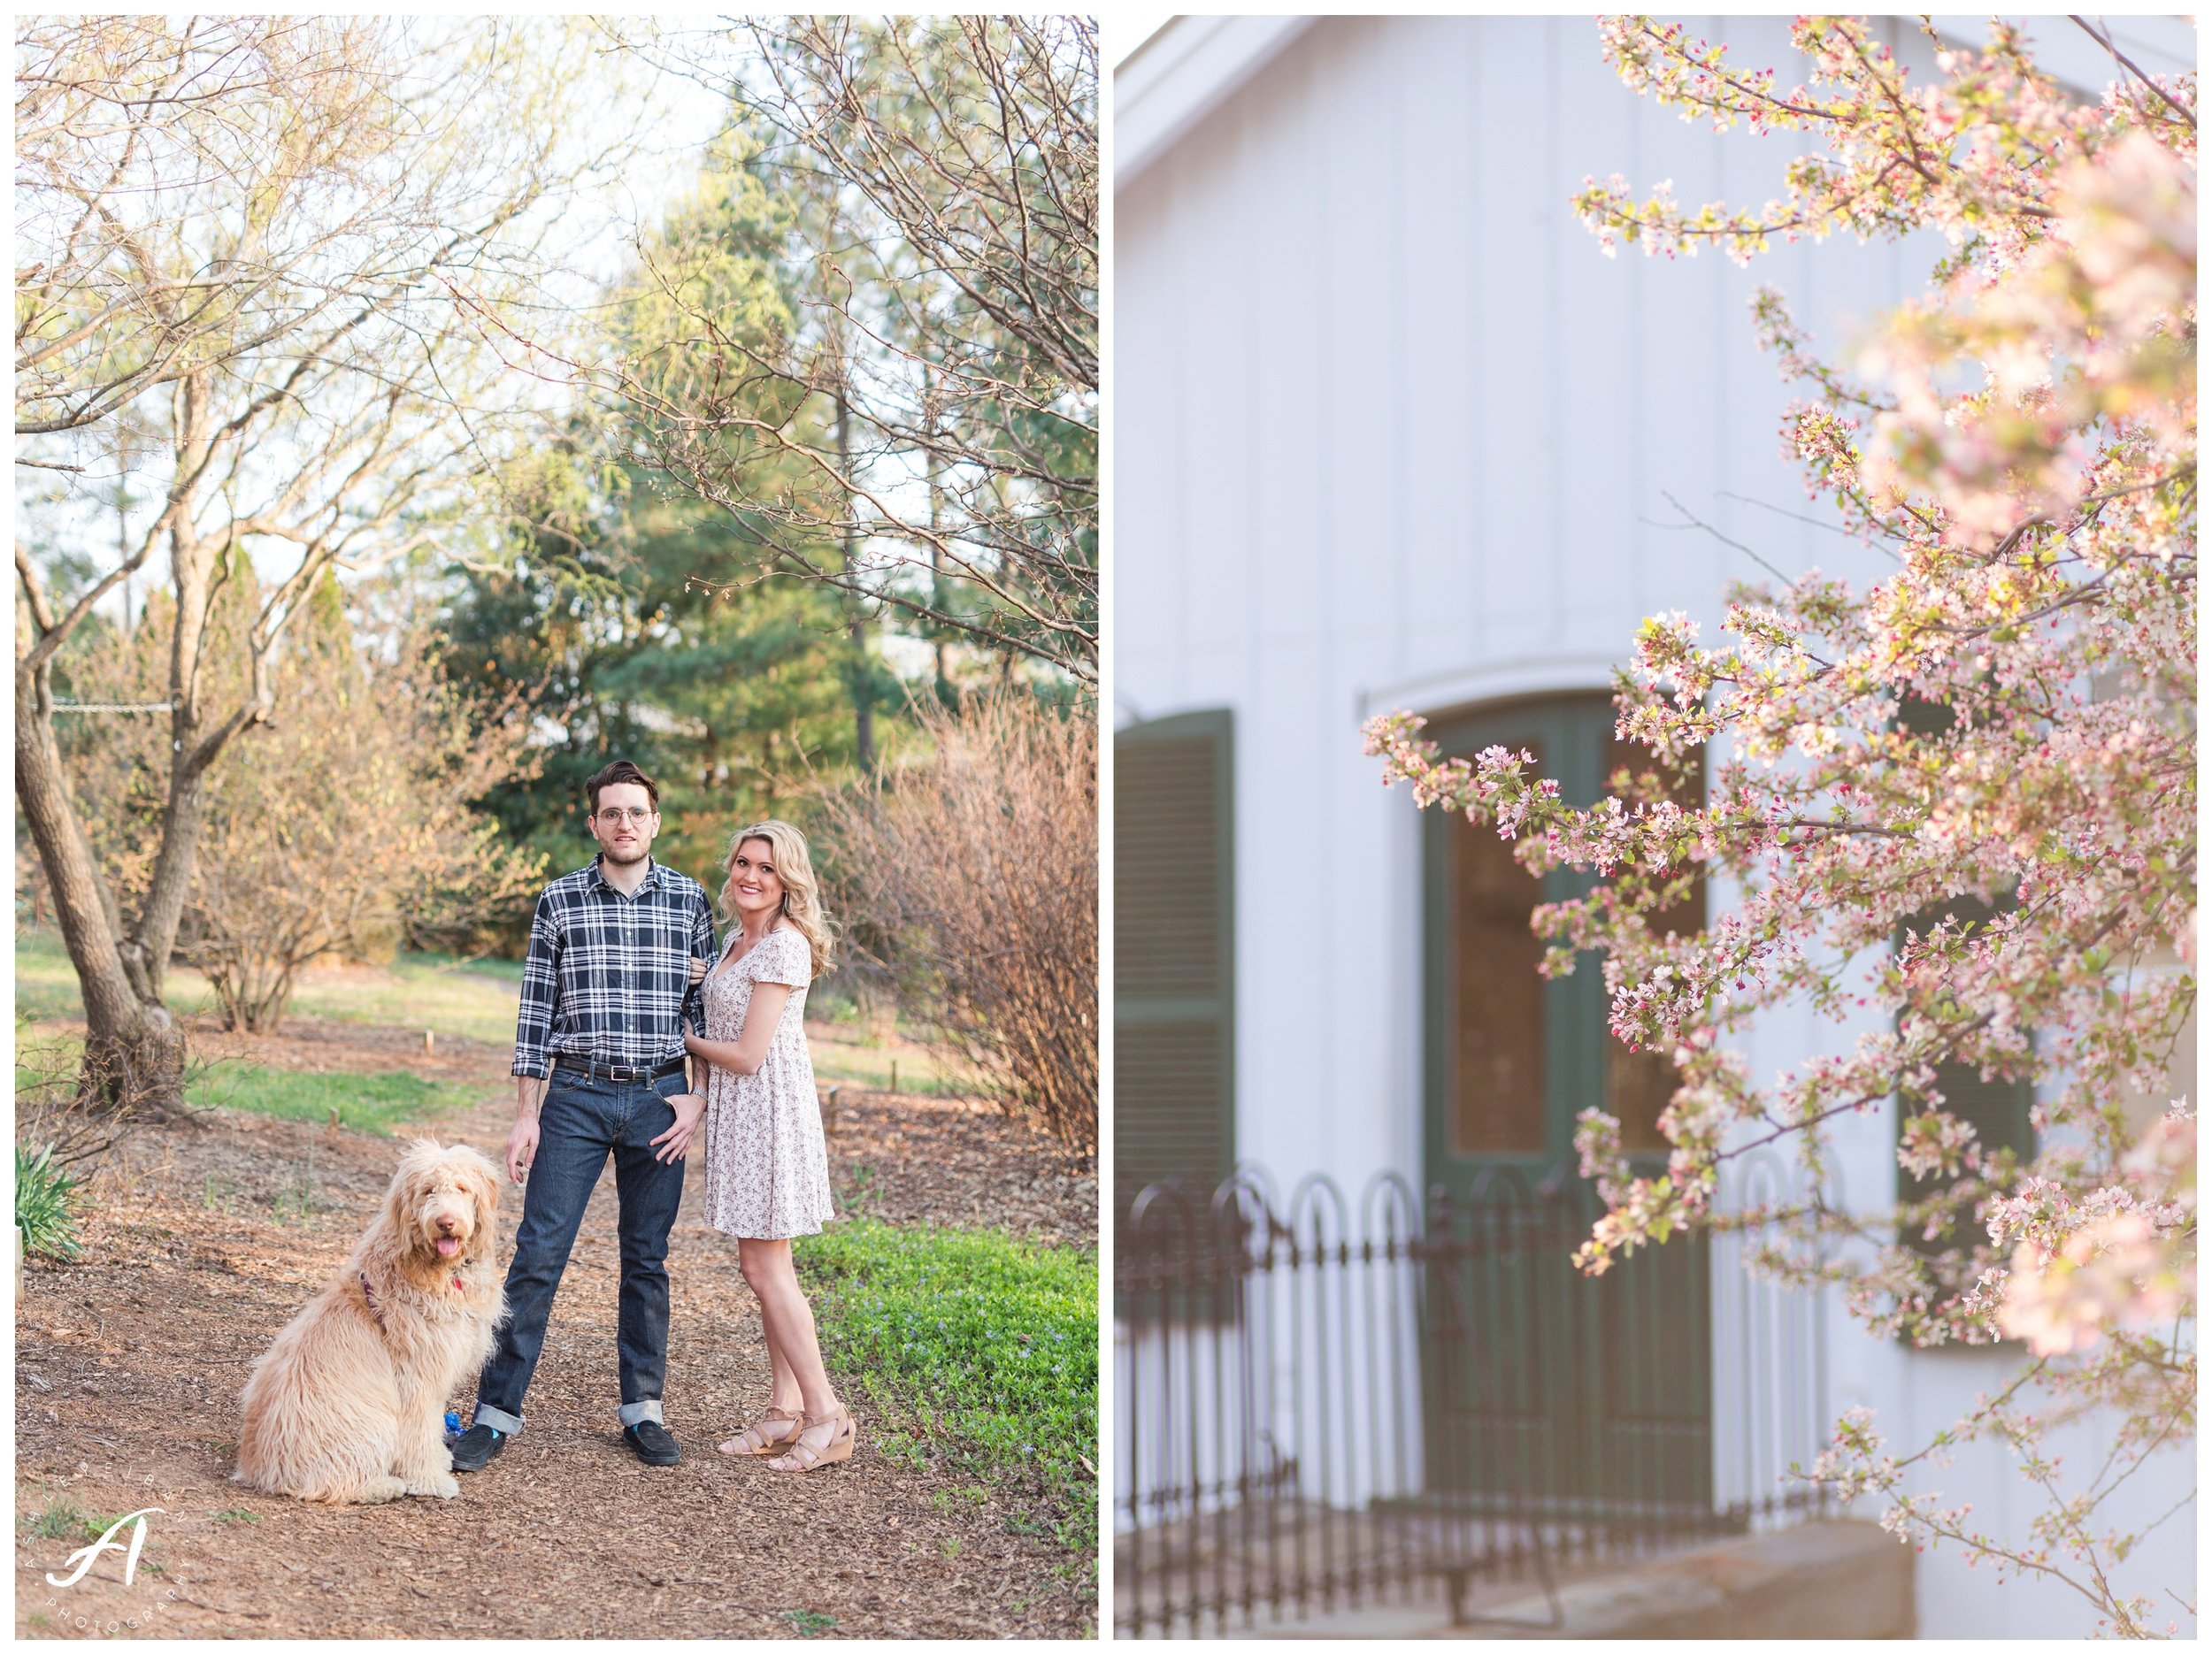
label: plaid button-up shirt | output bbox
[511,856,718,1081]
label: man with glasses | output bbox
[450,759,717,1471]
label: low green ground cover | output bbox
[800,1217,1098,1556]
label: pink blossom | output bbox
[1371,19,2194,1633]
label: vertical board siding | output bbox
[1115,177,1184,716]
[1113,16,2189,1633]
[1554,14,1640,646]
[1470,15,1557,647]
[1247,44,1317,650]
[1399,18,1484,678]
[1118,13,1916,1204]
[1179,125,1249,669]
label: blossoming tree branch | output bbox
[1364,18,2193,1634]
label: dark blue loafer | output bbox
[625,1420,681,1466]
[449,1422,507,1473]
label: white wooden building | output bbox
[1113,14,2194,1638]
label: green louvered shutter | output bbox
[1115,710,1234,1210]
[1896,892,2035,1237]
[1893,693,2033,1255]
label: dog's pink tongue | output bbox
[436,1237,461,1257]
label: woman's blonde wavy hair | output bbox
[718,818,833,978]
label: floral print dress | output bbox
[699,923,835,1239]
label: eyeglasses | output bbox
[595,807,655,825]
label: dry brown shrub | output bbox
[817,691,1097,1151]
[58,577,543,1032]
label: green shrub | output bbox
[800,1218,1097,1555]
[15,1144,83,1261]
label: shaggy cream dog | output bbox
[235,1138,505,1503]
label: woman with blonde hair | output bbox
[650,818,854,1472]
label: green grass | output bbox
[15,927,524,1046]
[18,1498,150,1546]
[14,931,104,1023]
[805,1025,987,1098]
[17,914,963,1138]
[20,1497,90,1540]
[185,1064,484,1136]
[19,927,955,1090]
[17,1028,482,1138]
[801,1217,1098,1557]
[287,953,523,1045]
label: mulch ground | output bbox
[188,1013,519,1079]
[14,1018,1097,1639]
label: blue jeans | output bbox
[472,1069,687,1434]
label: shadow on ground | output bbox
[15,1022,1095,1639]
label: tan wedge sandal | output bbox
[765,1406,859,1474]
[717,1406,803,1458]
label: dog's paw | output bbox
[405,1472,461,1500]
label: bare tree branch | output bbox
[604,17,1097,682]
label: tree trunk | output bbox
[130,756,211,1004]
[12,368,229,1119]
[129,375,265,1005]
[131,468,218,1004]
[253,965,296,1035]
[14,646,184,1118]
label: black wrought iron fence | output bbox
[1115,1159,1831,1637]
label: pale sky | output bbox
[20,19,1092,640]
[18,23,736,618]
[1107,12,1179,70]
